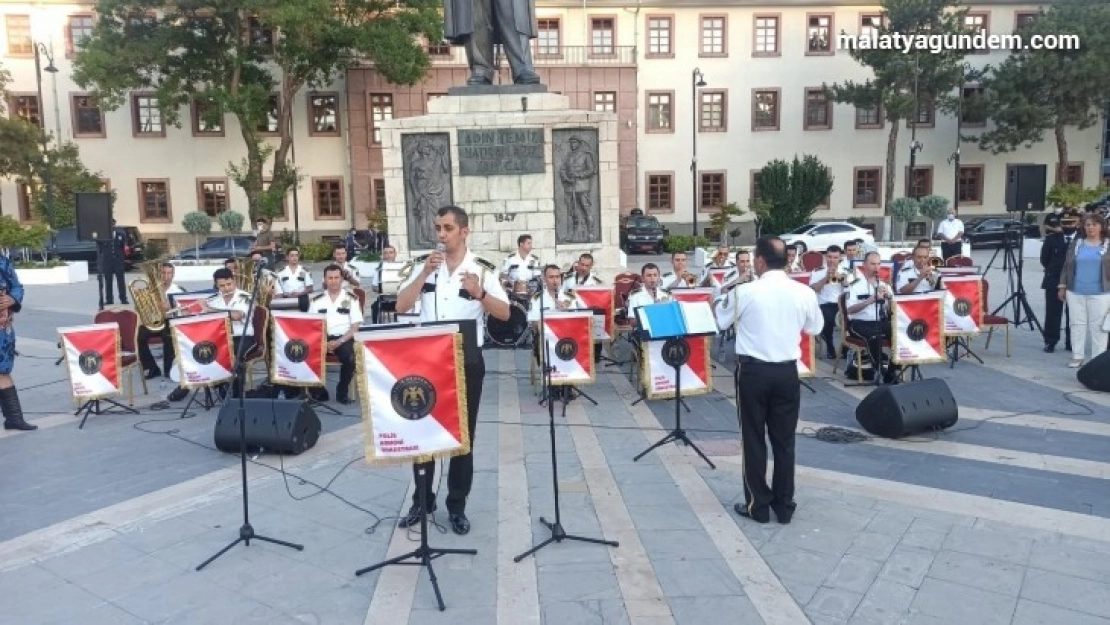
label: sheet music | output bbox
[679,301,718,335]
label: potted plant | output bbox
[181,211,211,263]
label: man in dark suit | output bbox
[1040,217,1077,352]
[100,219,128,306]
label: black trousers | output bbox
[328,335,355,400]
[941,242,961,260]
[412,355,484,514]
[138,326,175,373]
[849,320,890,372]
[736,359,800,514]
[101,266,127,304]
[228,335,255,397]
[819,303,839,356]
[1043,289,1072,348]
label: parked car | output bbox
[962,218,1041,248]
[41,226,144,271]
[780,222,874,252]
[620,214,667,254]
[173,236,257,261]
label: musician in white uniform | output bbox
[809,245,847,359]
[370,245,399,324]
[701,245,735,287]
[661,251,698,290]
[502,234,541,282]
[395,205,510,536]
[272,247,314,310]
[562,252,604,293]
[627,263,673,323]
[138,262,187,379]
[332,245,361,288]
[846,252,897,382]
[896,246,943,294]
[309,265,364,405]
[528,264,579,322]
[720,249,755,294]
[202,268,254,398]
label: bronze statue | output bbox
[444,0,541,85]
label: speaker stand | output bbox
[180,386,218,419]
[75,398,138,429]
[946,336,983,367]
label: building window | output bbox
[910,98,934,127]
[752,89,780,131]
[753,15,780,56]
[16,183,32,222]
[646,173,674,212]
[699,90,726,132]
[131,94,165,137]
[308,92,340,135]
[807,14,833,54]
[373,178,387,212]
[646,91,673,133]
[247,16,273,53]
[262,178,288,220]
[700,16,726,56]
[1015,12,1038,31]
[427,40,451,56]
[256,94,280,135]
[314,178,344,218]
[964,13,989,53]
[537,19,560,56]
[647,16,673,58]
[804,88,831,130]
[854,167,882,208]
[138,180,171,221]
[71,95,105,138]
[590,18,615,56]
[8,94,41,128]
[855,104,883,129]
[197,179,229,216]
[370,94,393,145]
[66,14,95,57]
[861,14,883,40]
[700,172,726,210]
[750,171,763,204]
[594,91,616,113]
[1059,163,1084,185]
[192,97,223,135]
[960,86,985,127]
[906,166,933,198]
[958,166,984,205]
[5,15,32,56]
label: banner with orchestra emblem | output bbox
[169,312,234,388]
[705,267,731,287]
[573,285,614,336]
[542,311,595,385]
[891,292,947,365]
[270,311,328,386]
[642,336,712,400]
[878,261,895,285]
[58,323,122,400]
[669,288,714,306]
[798,333,816,377]
[790,272,812,286]
[941,276,983,336]
[356,325,469,463]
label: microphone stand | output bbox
[196,260,304,571]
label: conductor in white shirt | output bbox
[936,211,965,260]
[715,237,822,524]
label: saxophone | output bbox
[129,260,170,332]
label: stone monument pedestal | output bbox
[380,91,622,276]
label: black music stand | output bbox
[178,385,218,419]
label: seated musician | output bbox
[720,249,755,292]
[309,265,364,405]
[273,247,313,310]
[138,262,185,379]
[786,245,803,273]
[561,252,603,294]
[846,252,900,383]
[370,245,399,324]
[896,245,943,295]
[700,245,735,287]
[222,258,239,287]
[529,265,587,384]
[627,264,672,332]
[332,245,361,288]
[502,234,541,283]
[661,251,698,290]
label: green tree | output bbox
[976,1,1110,183]
[707,201,744,243]
[0,63,47,183]
[217,210,246,235]
[825,0,969,216]
[26,143,108,228]
[1046,183,1110,210]
[73,0,442,220]
[889,196,920,240]
[918,194,949,238]
[751,156,835,239]
[182,211,212,259]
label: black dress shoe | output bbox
[771,501,797,525]
[398,503,436,528]
[1044,344,1056,353]
[144,367,161,379]
[3,420,37,431]
[733,503,769,524]
[449,513,470,535]
[336,397,355,405]
[167,386,189,402]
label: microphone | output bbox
[255,257,268,271]
[435,243,446,255]
[432,243,445,321]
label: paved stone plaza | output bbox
[2,251,1109,624]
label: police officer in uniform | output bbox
[100,220,129,306]
[309,265,364,404]
[561,253,603,293]
[846,252,897,382]
[627,263,672,321]
[395,205,511,535]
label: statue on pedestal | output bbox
[444,0,541,85]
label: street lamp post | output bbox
[908,57,923,201]
[691,68,706,239]
[33,42,58,229]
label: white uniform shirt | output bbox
[896,265,938,294]
[336,261,361,287]
[937,218,964,241]
[527,289,584,322]
[627,285,672,318]
[809,267,846,306]
[163,282,185,297]
[502,252,540,282]
[207,289,253,337]
[846,277,892,322]
[399,250,509,347]
[276,264,313,295]
[561,271,603,294]
[310,288,364,336]
[715,271,823,362]
[701,261,735,286]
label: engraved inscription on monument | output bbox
[402,133,453,250]
[553,128,601,244]
[457,128,545,176]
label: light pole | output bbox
[907,56,923,201]
[33,42,58,229]
[691,68,706,239]
[950,64,974,215]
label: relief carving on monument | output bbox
[401,133,453,250]
[553,129,601,244]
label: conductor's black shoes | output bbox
[733,503,770,524]
[449,513,470,535]
[397,503,436,528]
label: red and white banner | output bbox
[791,272,812,287]
[891,292,947,365]
[59,323,122,400]
[642,336,712,399]
[170,313,234,388]
[942,276,983,336]
[669,288,714,305]
[356,326,469,462]
[542,311,595,385]
[878,261,895,285]
[574,286,614,337]
[270,311,327,386]
[705,267,731,287]
[798,333,815,377]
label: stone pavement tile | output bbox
[536,561,619,603]
[70,553,186,602]
[896,614,952,625]
[1021,568,1110,619]
[652,558,744,597]
[308,533,391,581]
[6,579,108,624]
[877,546,936,589]
[411,561,496,610]
[540,598,631,625]
[608,462,677,485]
[793,498,876,533]
[1012,598,1110,625]
[284,586,374,624]
[58,601,146,625]
[897,517,951,551]
[160,595,295,625]
[410,605,497,625]
[863,508,915,538]
[846,532,899,562]
[806,587,864,622]
[616,482,691,508]
[767,523,858,557]
[638,529,722,561]
[971,518,1060,546]
[112,515,216,554]
[35,536,147,580]
[851,578,917,624]
[1027,537,1110,583]
[668,595,764,625]
[943,525,1034,565]
[239,561,355,614]
[624,504,702,532]
[911,577,1017,625]
[531,533,614,568]
[110,571,232,622]
[926,550,1025,596]
[822,554,882,594]
[0,563,61,602]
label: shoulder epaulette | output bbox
[310,291,327,301]
[631,285,644,294]
[532,291,542,300]
[474,256,497,273]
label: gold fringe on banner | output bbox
[269,314,329,388]
[58,323,125,402]
[641,336,714,401]
[169,314,235,390]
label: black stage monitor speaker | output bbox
[214,399,322,455]
[1005,164,1047,212]
[855,379,959,439]
[75,193,113,242]
[1077,351,1110,393]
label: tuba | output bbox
[128,260,170,332]
[236,257,277,308]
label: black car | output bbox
[620,214,667,254]
[44,226,144,270]
[172,236,258,260]
[963,218,1041,248]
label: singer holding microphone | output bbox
[395,205,510,536]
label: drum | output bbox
[485,302,529,347]
[513,280,531,297]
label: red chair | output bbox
[891,252,910,268]
[946,255,973,267]
[93,308,148,405]
[353,288,367,317]
[244,306,270,390]
[832,293,891,382]
[980,280,1011,357]
[801,251,824,272]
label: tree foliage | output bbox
[73,0,442,220]
[751,156,835,237]
[976,0,1110,182]
[0,216,51,256]
[707,201,745,243]
[825,0,969,215]
[182,211,212,259]
[1046,183,1110,210]
[218,210,246,234]
[30,143,109,228]
[0,63,47,182]
[889,196,920,240]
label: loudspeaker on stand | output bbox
[214,398,321,455]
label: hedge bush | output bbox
[299,242,335,262]
[663,235,711,254]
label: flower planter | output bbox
[17,261,89,285]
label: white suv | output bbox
[780,222,875,252]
